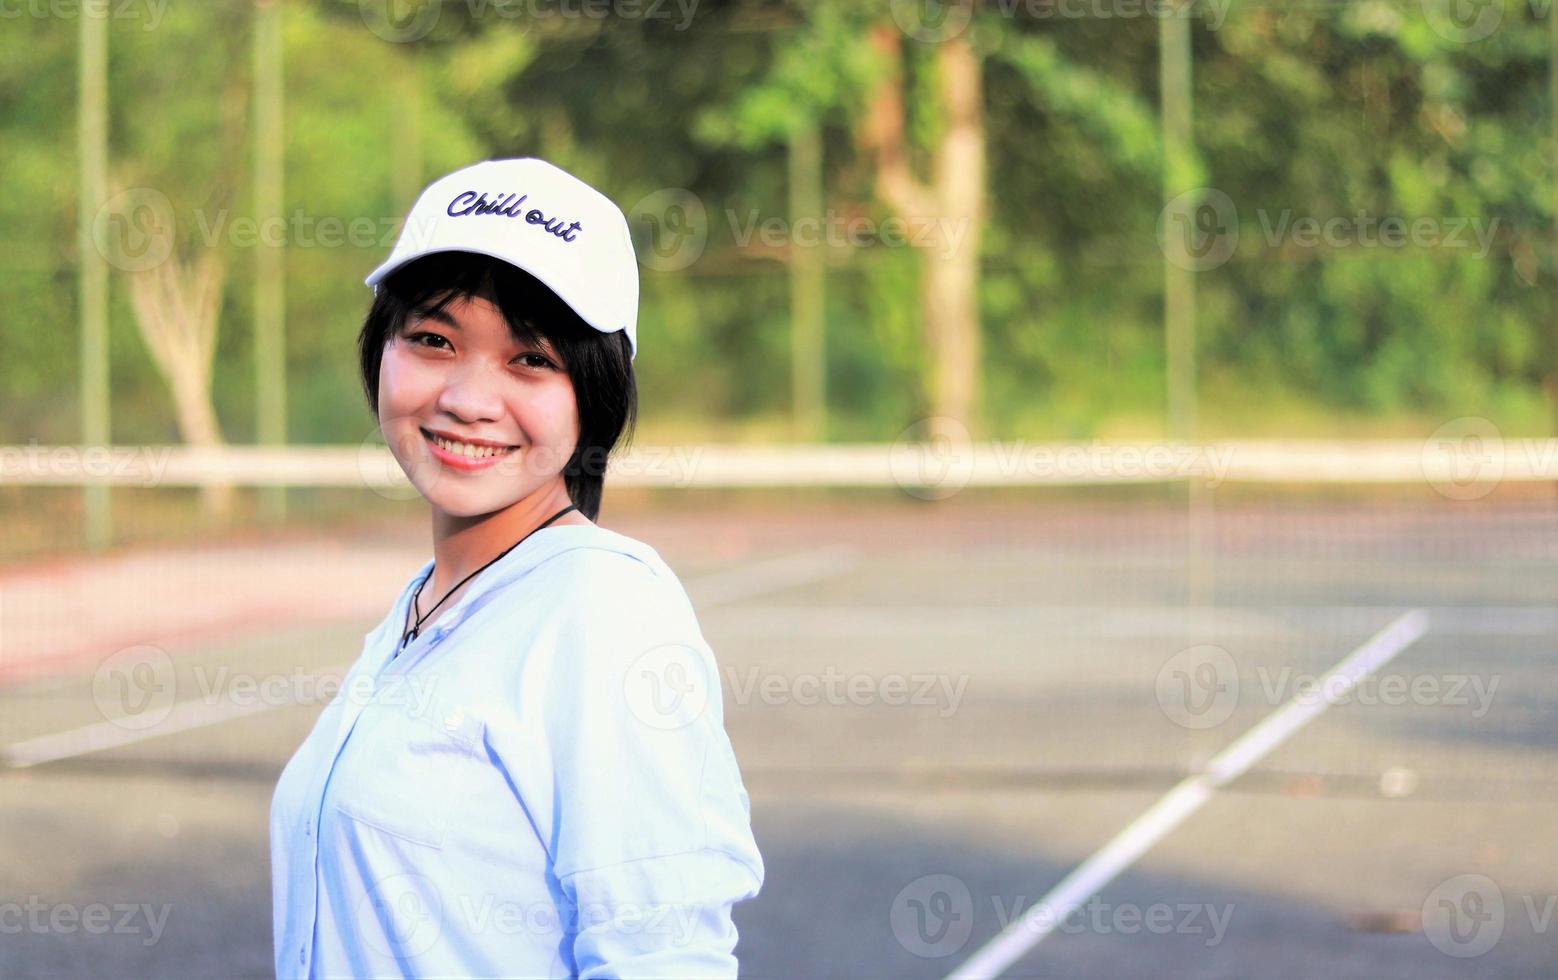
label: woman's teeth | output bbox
[427,432,514,458]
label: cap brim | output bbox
[363,246,635,359]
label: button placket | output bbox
[379,621,457,677]
[303,666,385,976]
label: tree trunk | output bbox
[122,226,236,525]
[864,23,986,443]
[929,32,985,441]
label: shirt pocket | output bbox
[330,694,488,850]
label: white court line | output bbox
[0,547,858,769]
[944,609,1431,980]
[3,696,291,769]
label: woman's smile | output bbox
[420,425,520,471]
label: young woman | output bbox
[270,158,764,978]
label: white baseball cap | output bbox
[365,157,639,360]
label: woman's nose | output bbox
[434,362,507,422]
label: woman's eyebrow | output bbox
[412,306,461,330]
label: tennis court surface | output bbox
[2,490,1554,978]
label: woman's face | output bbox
[377,291,580,519]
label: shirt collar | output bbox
[384,523,662,656]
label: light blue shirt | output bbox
[270,524,764,978]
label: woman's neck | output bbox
[428,484,591,599]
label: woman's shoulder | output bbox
[534,523,679,586]
[519,523,702,631]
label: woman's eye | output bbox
[403,331,550,368]
[408,331,451,350]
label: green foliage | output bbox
[994,29,1168,183]
[3,0,1554,446]
[693,1,879,147]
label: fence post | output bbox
[1160,10,1196,443]
[255,0,287,523]
[788,119,827,442]
[78,0,111,551]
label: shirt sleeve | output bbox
[540,553,764,979]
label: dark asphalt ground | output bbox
[2,494,1554,978]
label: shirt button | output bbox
[304,819,311,837]
[299,947,307,965]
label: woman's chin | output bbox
[422,491,517,520]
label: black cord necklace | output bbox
[399,503,579,651]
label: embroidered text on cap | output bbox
[446,191,583,243]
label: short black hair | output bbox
[357,251,637,521]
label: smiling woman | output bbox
[356,249,637,522]
[269,158,764,980]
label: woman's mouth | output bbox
[420,427,519,471]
